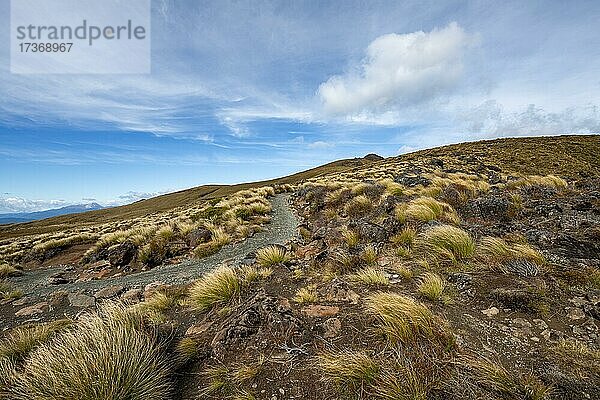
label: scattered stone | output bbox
[88,260,110,270]
[482,307,500,317]
[68,292,95,308]
[541,329,551,340]
[187,226,212,247]
[48,273,69,285]
[15,302,49,316]
[566,307,586,320]
[512,318,532,328]
[107,242,136,267]
[185,322,213,336]
[533,319,549,330]
[322,317,342,338]
[49,290,69,306]
[94,285,125,299]
[121,288,143,304]
[12,296,30,306]
[144,281,166,299]
[531,336,540,342]
[302,305,339,317]
[95,269,111,280]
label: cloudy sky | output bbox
[1,0,599,213]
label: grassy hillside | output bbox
[1,134,600,400]
[0,156,377,239]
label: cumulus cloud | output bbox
[318,22,471,115]
[463,101,600,136]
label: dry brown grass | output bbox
[5,303,172,400]
[188,266,241,311]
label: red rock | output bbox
[302,305,339,317]
[15,302,49,316]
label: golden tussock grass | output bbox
[349,267,389,286]
[365,292,455,348]
[6,303,172,400]
[341,227,359,248]
[315,350,379,391]
[293,285,318,303]
[460,355,552,400]
[0,263,21,279]
[256,245,290,267]
[188,266,240,311]
[477,237,545,271]
[344,195,373,217]
[361,244,378,265]
[396,197,459,224]
[416,225,475,264]
[417,272,445,301]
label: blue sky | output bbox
[1,0,599,213]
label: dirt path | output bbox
[12,194,299,297]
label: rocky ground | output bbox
[1,135,599,400]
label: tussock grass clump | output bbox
[0,281,23,300]
[366,292,454,347]
[417,225,475,263]
[461,356,552,400]
[550,339,600,378]
[188,267,240,311]
[325,188,349,206]
[0,319,72,369]
[349,267,389,286]
[316,350,379,391]
[175,337,198,363]
[0,263,21,279]
[341,227,359,248]
[240,265,272,285]
[32,233,97,256]
[200,363,259,397]
[396,197,459,224]
[417,272,445,301]
[478,237,545,271]
[256,245,290,267]
[390,227,416,247]
[361,244,378,265]
[7,303,172,400]
[379,178,404,196]
[293,285,318,303]
[509,174,568,190]
[344,195,373,217]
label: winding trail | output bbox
[13,194,299,297]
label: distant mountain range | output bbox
[0,203,104,224]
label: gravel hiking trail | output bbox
[12,194,299,297]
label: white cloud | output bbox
[307,141,334,149]
[318,22,471,115]
[0,197,68,213]
[463,101,600,136]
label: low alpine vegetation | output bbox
[0,263,21,279]
[396,197,459,224]
[315,350,379,393]
[365,292,455,348]
[477,237,545,272]
[349,267,389,286]
[188,266,241,311]
[344,195,373,217]
[255,245,290,267]
[293,285,318,303]
[416,225,475,264]
[417,272,445,301]
[5,303,173,400]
